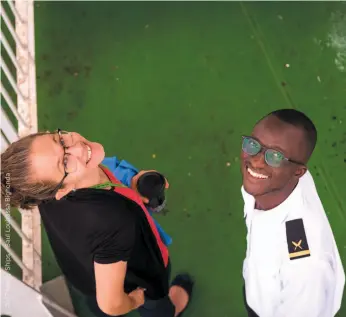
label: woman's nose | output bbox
[65,142,85,157]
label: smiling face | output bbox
[241,115,307,198]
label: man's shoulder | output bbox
[287,171,328,228]
[284,171,335,262]
[284,210,335,263]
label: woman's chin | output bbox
[87,142,105,168]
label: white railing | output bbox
[1,1,42,289]
[1,1,76,316]
[1,0,41,290]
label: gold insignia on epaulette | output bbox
[286,219,311,260]
[292,240,302,250]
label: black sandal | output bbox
[170,273,194,317]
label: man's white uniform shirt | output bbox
[242,171,345,317]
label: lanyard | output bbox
[89,181,126,190]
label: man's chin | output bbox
[243,180,267,197]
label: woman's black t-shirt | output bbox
[39,188,170,299]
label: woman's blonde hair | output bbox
[1,132,59,209]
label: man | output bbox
[240,109,345,317]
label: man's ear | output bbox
[294,165,307,179]
[55,184,75,200]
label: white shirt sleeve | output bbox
[274,258,335,317]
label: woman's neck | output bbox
[74,166,110,189]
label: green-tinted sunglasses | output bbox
[242,136,303,168]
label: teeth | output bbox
[247,167,268,179]
[86,145,92,163]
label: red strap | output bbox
[101,166,169,267]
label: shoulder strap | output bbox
[89,181,126,190]
[95,164,169,267]
[285,218,310,260]
[89,164,127,189]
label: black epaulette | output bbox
[285,218,310,260]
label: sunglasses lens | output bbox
[265,149,284,167]
[242,137,261,156]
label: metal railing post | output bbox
[1,0,41,292]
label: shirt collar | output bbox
[242,172,306,223]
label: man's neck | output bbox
[254,179,298,211]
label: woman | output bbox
[1,129,193,317]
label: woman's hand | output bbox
[128,287,146,309]
[130,170,169,204]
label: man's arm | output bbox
[94,261,144,316]
[274,258,335,317]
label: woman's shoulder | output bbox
[40,188,139,220]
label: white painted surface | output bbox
[1,269,53,317]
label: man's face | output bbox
[241,115,307,197]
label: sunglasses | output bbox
[242,136,304,168]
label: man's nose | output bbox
[249,151,266,169]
